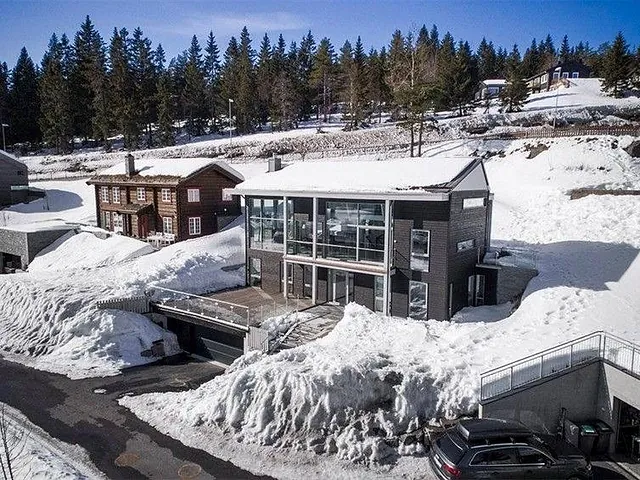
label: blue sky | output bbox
[1,0,639,66]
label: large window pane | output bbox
[248,197,285,251]
[409,281,428,320]
[411,229,430,272]
[358,203,384,226]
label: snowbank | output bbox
[0,218,245,378]
[0,403,106,480]
[29,231,155,272]
[122,135,640,476]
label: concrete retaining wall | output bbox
[497,265,538,304]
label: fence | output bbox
[481,125,640,141]
[96,295,150,314]
[480,331,640,401]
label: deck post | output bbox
[312,265,317,304]
[382,199,391,315]
[283,196,288,300]
[312,196,318,260]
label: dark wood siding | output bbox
[246,248,284,294]
[177,167,241,240]
[447,191,490,316]
[354,273,375,311]
[391,200,450,321]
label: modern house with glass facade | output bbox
[226,156,494,321]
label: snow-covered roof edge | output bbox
[0,150,27,169]
[226,157,485,200]
[87,159,244,185]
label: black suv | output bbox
[429,418,592,479]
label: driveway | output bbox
[0,355,273,479]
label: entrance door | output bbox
[330,270,354,305]
[113,213,124,233]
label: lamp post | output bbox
[1,124,7,151]
[552,66,562,128]
[228,98,234,147]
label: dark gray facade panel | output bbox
[353,273,375,311]
[317,267,328,303]
[246,248,283,294]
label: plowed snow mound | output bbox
[0,222,245,378]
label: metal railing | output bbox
[480,331,640,401]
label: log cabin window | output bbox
[137,187,146,202]
[162,217,173,234]
[104,211,112,230]
[100,186,110,203]
[187,188,200,203]
[112,187,120,204]
[410,229,430,272]
[188,217,201,235]
[161,188,171,203]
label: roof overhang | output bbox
[223,188,450,202]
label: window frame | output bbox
[469,447,520,466]
[187,188,200,203]
[188,216,201,236]
[162,216,173,235]
[463,197,485,210]
[410,229,431,272]
[100,186,110,203]
[249,257,262,287]
[248,198,285,252]
[161,188,172,203]
[136,187,146,202]
[408,280,428,320]
[112,187,120,204]
[104,211,112,230]
[457,239,475,252]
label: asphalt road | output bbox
[0,355,273,479]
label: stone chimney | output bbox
[268,155,282,173]
[125,153,135,177]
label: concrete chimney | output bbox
[268,155,282,173]
[125,153,135,177]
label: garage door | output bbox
[193,325,244,365]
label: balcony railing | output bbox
[480,331,640,401]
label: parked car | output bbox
[429,418,592,479]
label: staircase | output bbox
[480,331,640,401]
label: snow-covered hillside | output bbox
[121,135,640,479]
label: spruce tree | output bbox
[9,47,41,144]
[0,62,9,135]
[366,47,390,123]
[109,28,138,149]
[500,46,528,113]
[220,36,240,134]
[235,27,257,134]
[154,44,166,72]
[255,33,273,126]
[477,38,498,80]
[182,35,208,137]
[601,32,632,97]
[39,34,73,153]
[131,27,157,146]
[296,31,316,120]
[204,32,221,132]
[156,72,175,146]
[559,35,571,63]
[309,38,335,122]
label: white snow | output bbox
[0,403,106,480]
[28,231,155,272]
[232,156,475,195]
[0,185,245,377]
[96,157,244,181]
[121,135,640,478]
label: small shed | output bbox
[0,150,28,207]
[0,221,76,272]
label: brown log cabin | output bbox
[87,155,243,246]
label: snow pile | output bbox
[122,304,480,464]
[121,135,640,476]
[29,231,154,272]
[0,218,245,378]
[1,403,106,480]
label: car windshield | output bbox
[436,432,466,464]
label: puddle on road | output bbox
[114,452,140,467]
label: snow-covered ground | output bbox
[0,179,246,378]
[121,135,640,479]
[0,403,106,480]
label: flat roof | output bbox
[0,220,78,233]
[229,157,477,199]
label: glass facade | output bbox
[287,198,313,256]
[249,257,261,287]
[249,198,286,251]
[320,202,385,264]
